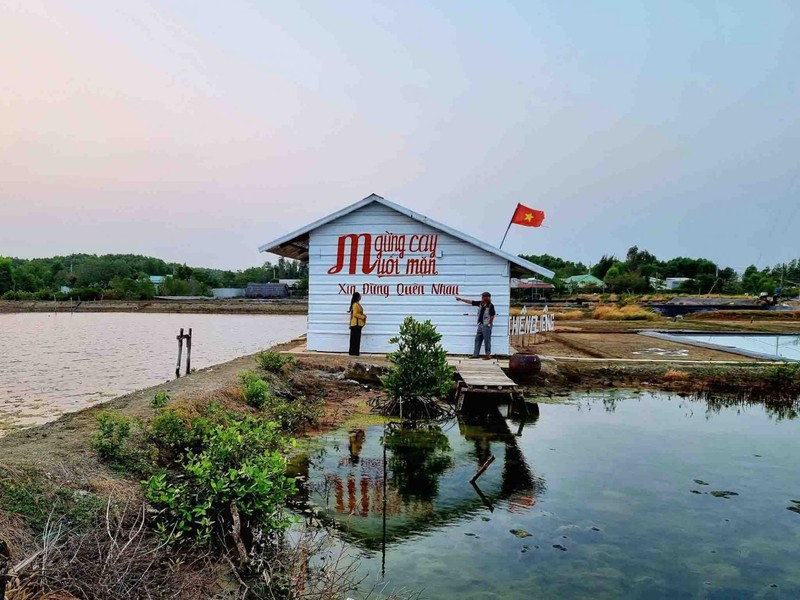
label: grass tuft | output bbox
[592,305,659,321]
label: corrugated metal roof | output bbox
[258,194,555,279]
[564,274,604,285]
[511,278,555,289]
[245,282,289,298]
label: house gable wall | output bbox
[308,202,510,354]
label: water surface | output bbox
[293,393,800,599]
[0,312,306,432]
[670,332,800,361]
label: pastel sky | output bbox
[1,1,798,271]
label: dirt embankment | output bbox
[0,338,376,478]
[531,360,799,417]
[3,338,797,478]
[541,331,758,361]
[0,299,308,314]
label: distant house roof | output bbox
[149,275,167,284]
[245,282,289,299]
[511,278,555,289]
[258,194,555,279]
[564,274,605,286]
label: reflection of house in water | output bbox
[291,404,545,550]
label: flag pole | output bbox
[499,220,513,249]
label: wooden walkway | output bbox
[451,359,518,410]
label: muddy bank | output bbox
[0,299,307,314]
[3,346,797,476]
[688,309,800,321]
[0,339,385,600]
[531,361,800,417]
[542,331,759,361]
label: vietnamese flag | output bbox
[511,203,545,227]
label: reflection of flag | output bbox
[507,493,536,513]
[510,203,545,227]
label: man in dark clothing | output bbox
[456,292,496,358]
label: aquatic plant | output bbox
[765,362,800,387]
[663,370,690,381]
[380,317,455,420]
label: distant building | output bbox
[245,282,290,299]
[59,286,72,294]
[564,274,605,290]
[279,279,301,287]
[148,275,170,293]
[211,288,246,299]
[665,277,692,290]
[511,277,555,300]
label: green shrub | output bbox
[1,290,33,301]
[148,409,194,452]
[150,391,171,409]
[240,371,272,409]
[92,411,155,472]
[92,412,133,463]
[267,395,324,431]
[143,415,295,545]
[765,362,800,386]
[0,467,103,533]
[381,317,455,419]
[257,351,293,373]
[239,371,322,429]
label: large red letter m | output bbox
[328,233,375,275]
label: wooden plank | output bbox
[455,361,517,389]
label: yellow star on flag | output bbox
[510,203,545,228]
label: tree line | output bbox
[520,247,800,296]
[2,248,797,301]
[0,254,308,301]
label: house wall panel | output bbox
[308,202,510,354]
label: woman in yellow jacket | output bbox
[348,292,366,356]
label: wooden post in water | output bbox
[175,328,194,378]
[176,328,184,378]
[469,454,496,484]
[185,328,192,376]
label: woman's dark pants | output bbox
[349,326,363,356]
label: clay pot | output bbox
[508,353,541,381]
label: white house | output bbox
[259,194,553,355]
[665,277,692,290]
